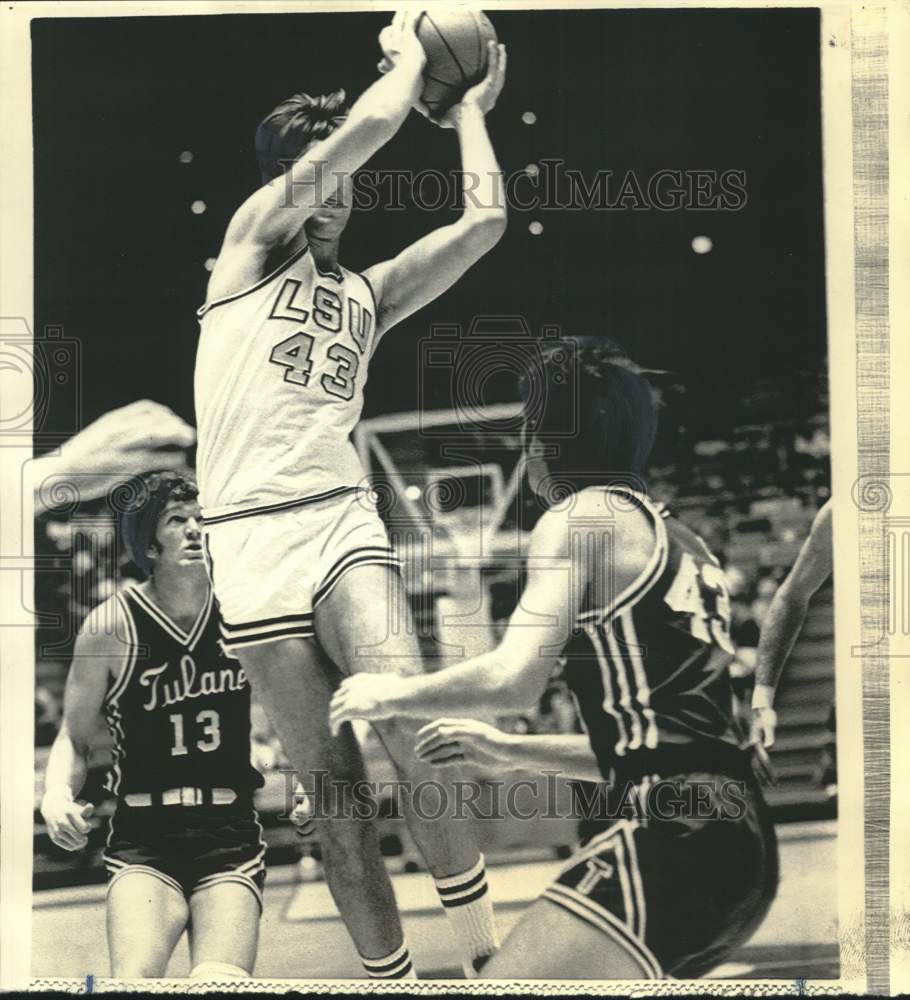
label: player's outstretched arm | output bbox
[330,507,590,732]
[363,41,508,339]
[414,719,603,783]
[751,500,833,747]
[32,401,194,516]
[217,12,426,259]
[40,605,123,851]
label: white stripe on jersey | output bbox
[617,611,660,750]
[576,488,669,625]
[105,705,127,796]
[124,583,213,649]
[196,243,310,319]
[106,593,139,707]
[585,624,629,756]
[602,624,643,752]
[542,884,662,979]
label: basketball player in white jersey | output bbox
[194,12,506,978]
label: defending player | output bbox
[331,342,780,979]
[194,12,506,978]
[750,499,833,749]
[40,473,265,980]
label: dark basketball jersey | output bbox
[102,584,263,797]
[561,488,745,784]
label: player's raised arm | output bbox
[40,606,124,851]
[363,41,508,339]
[751,500,833,747]
[220,12,426,257]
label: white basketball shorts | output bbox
[202,490,400,651]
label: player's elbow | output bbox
[466,210,507,250]
[497,667,542,713]
[472,657,535,713]
[225,198,274,249]
[58,721,92,759]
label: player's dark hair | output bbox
[255,90,349,184]
[517,338,661,494]
[120,472,198,578]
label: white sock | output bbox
[360,941,417,979]
[189,960,248,979]
[434,854,500,972]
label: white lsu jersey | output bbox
[194,245,379,525]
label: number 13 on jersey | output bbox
[169,709,221,756]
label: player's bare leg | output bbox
[481,898,653,979]
[106,871,189,977]
[187,882,261,978]
[315,564,499,967]
[235,637,408,967]
[315,565,477,872]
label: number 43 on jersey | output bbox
[664,551,735,653]
[268,277,374,403]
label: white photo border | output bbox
[1,0,906,994]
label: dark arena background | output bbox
[31,7,836,980]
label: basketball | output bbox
[416,10,498,119]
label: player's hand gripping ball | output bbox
[415,10,499,119]
[379,10,502,123]
[377,10,428,75]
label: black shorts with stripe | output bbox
[104,800,267,908]
[544,772,779,978]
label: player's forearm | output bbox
[243,61,425,244]
[452,104,506,233]
[363,58,426,128]
[754,587,811,700]
[43,731,89,803]
[390,653,535,718]
[503,734,602,783]
[288,61,423,192]
[337,61,424,153]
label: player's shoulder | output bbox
[79,584,144,636]
[74,589,134,657]
[79,591,123,632]
[198,241,312,320]
[526,505,572,560]
[529,486,659,576]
